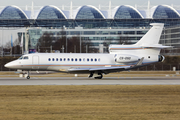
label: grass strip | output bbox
[0,85,180,120]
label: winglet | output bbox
[134,57,144,66]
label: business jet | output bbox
[5,23,171,79]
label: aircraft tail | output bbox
[109,23,172,54]
[135,23,164,46]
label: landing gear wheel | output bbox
[27,76,30,79]
[89,72,94,78]
[94,73,103,79]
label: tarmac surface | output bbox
[0,77,180,85]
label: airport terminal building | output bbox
[1,4,180,54]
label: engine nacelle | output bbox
[158,55,165,62]
[114,54,139,63]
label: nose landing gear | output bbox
[24,71,30,79]
[19,71,30,79]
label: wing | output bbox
[68,57,144,74]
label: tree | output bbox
[37,32,53,53]
[53,28,66,53]
[12,39,21,54]
[3,38,21,55]
[117,35,132,45]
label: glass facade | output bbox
[28,29,42,49]
[76,6,104,19]
[37,6,66,19]
[0,6,27,19]
[153,5,179,18]
[114,6,142,19]
[0,19,180,28]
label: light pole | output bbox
[1,28,3,57]
[66,33,67,53]
[80,31,81,53]
[62,45,64,53]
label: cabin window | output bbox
[91,58,93,61]
[56,58,58,61]
[23,56,28,59]
[83,58,85,61]
[87,58,89,62]
[64,58,66,61]
[95,59,97,61]
[79,58,81,61]
[98,58,100,62]
[68,58,70,61]
[71,58,74,61]
[75,58,77,61]
[52,58,55,61]
[18,57,23,60]
[148,56,150,58]
[48,58,51,61]
[60,58,62,61]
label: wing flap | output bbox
[68,66,131,74]
[68,68,91,72]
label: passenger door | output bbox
[32,55,39,69]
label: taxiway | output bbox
[0,77,179,85]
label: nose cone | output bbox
[4,62,14,68]
[4,63,10,68]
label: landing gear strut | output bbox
[26,71,30,79]
[89,72,94,78]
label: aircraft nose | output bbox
[4,62,13,68]
[4,63,10,68]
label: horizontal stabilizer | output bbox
[141,44,173,49]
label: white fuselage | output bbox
[5,49,159,73]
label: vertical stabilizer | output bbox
[135,23,164,46]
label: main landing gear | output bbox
[89,72,103,79]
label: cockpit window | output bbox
[18,56,23,60]
[23,56,29,59]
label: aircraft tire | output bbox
[27,76,30,79]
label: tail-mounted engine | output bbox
[158,55,165,62]
[114,54,139,63]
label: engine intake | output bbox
[158,55,165,62]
